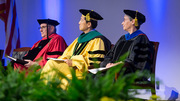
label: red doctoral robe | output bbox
[14,33,67,71]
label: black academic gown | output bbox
[100,34,154,75]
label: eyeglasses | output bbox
[38,25,52,29]
[38,26,47,30]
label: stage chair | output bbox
[114,41,159,94]
[131,41,159,94]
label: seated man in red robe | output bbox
[14,19,68,71]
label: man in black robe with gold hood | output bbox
[100,9,154,76]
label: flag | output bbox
[0,0,20,56]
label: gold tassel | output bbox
[135,10,138,26]
[85,10,94,21]
[86,13,90,21]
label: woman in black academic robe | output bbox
[100,9,154,76]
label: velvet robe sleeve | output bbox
[59,38,106,72]
[125,35,154,72]
[14,34,67,71]
[72,38,105,72]
[100,34,153,73]
[100,36,125,67]
[36,35,67,67]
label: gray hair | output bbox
[126,14,140,30]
